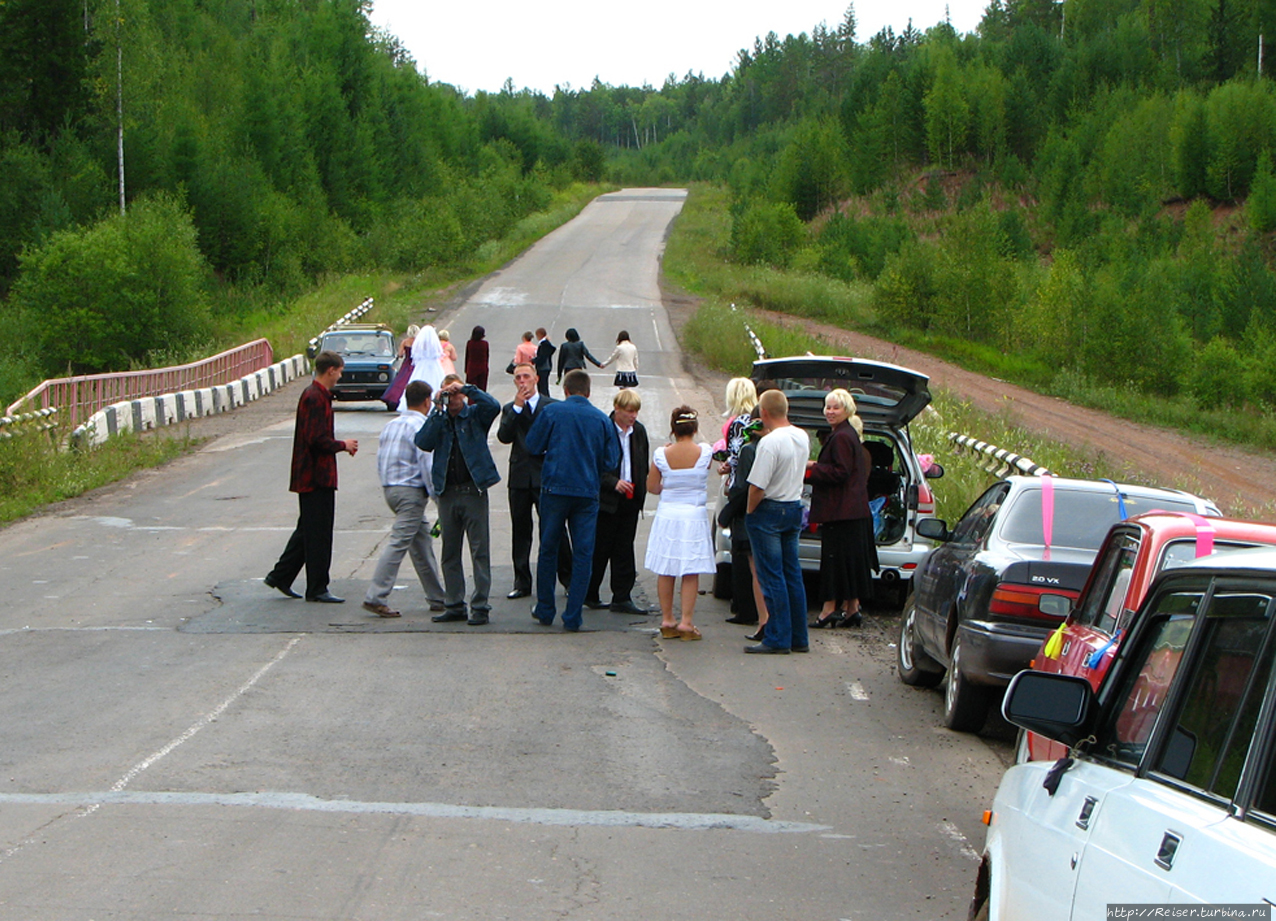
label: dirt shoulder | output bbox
[662,286,1276,519]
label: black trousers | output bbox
[268,488,335,599]
[587,497,641,604]
[509,485,571,592]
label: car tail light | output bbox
[916,481,935,516]
[988,583,1078,622]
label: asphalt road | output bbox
[0,189,1011,920]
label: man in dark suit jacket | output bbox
[497,362,570,598]
[533,327,555,398]
[584,388,650,615]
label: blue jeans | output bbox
[746,499,808,651]
[535,493,599,630]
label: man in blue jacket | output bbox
[525,369,619,630]
[414,374,501,626]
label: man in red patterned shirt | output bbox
[264,351,359,603]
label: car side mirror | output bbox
[916,518,949,542]
[1002,670,1096,750]
[1039,593,1073,618]
[924,462,944,479]
[306,340,320,360]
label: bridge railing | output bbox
[5,339,275,430]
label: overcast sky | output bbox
[366,0,989,96]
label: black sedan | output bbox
[896,475,1218,733]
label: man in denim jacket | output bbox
[414,374,501,625]
[525,369,619,631]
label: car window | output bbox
[950,482,1011,546]
[1150,587,1274,802]
[1161,539,1265,572]
[324,333,387,355]
[1092,589,1204,769]
[1075,533,1140,634]
[1000,491,1206,550]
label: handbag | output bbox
[505,361,516,375]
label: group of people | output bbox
[514,328,639,393]
[264,342,879,656]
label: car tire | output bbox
[897,593,942,688]
[943,634,992,734]
[712,562,733,600]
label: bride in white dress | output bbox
[644,406,716,641]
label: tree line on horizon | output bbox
[7,0,1276,418]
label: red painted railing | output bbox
[6,339,275,429]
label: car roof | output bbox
[751,355,931,428]
[322,324,392,334]
[1002,476,1218,513]
[1122,512,1276,542]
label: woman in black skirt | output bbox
[806,388,878,628]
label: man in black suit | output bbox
[533,327,555,398]
[497,362,570,598]
[584,388,650,615]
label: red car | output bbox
[1022,511,1276,761]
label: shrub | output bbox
[1190,337,1247,408]
[13,193,211,375]
[729,199,807,268]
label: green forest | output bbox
[6,0,1276,431]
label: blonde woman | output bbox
[645,406,716,641]
[718,377,759,486]
[437,329,458,376]
[806,388,877,628]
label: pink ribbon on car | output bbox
[1041,475,1054,561]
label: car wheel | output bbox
[897,594,942,688]
[712,562,733,600]
[944,634,992,734]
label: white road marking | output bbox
[939,820,981,861]
[846,681,870,701]
[0,791,831,834]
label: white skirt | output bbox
[644,502,716,577]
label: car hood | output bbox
[752,356,932,429]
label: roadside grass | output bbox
[671,183,1276,454]
[0,429,193,524]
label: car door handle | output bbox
[1155,831,1182,871]
[1075,796,1098,830]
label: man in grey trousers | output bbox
[414,373,502,626]
[362,380,447,617]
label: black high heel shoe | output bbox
[745,627,765,642]
[809,612,839,629]
[837,609,863,628]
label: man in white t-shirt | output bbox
[744,390,811,654]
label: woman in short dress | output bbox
[601,331,639,388]
[437,330,458,376]
[644,406,716,641]
[806,388,878,628]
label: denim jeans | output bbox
[746,499,808,651]
[535,493,599,630]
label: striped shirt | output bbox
[376,408,434,494]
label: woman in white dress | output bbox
[402,325,446,413]
[644,406,716,641]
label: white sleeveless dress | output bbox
[644,442,717,577]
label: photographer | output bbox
[414,374,501,626]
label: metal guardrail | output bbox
[306,296,376,357]
[948,432,1052,477]
[729,303,767,361]
[0,407,58,440]
[6,340,275,429]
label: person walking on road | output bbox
[525,369,619,631]
[414,374,501,626]
[362,381,447,618]
[497,362,572,600]
[644,407,716,642]
[600,330,640,389]
[513,331,537,370]
[437,330,458,377]
[464,325,489,393]
[533,328,556,397]
[585,389,650,615]
[404,325,446,408]
[556,327,602,385]
[264,351,359,604]
[744,389,811,654]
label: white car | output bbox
[712,356,943,607]
[971,547,1276,918]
